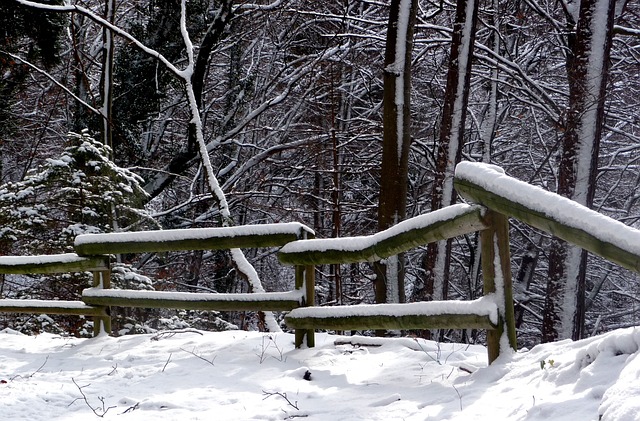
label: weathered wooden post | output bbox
[91,267,111,337]
[291,224,316,348]
[293,264,315,347]
[294,265,305,347]
[303,263,315,347]
[480,210,517,363]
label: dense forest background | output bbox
[0,0,638,349]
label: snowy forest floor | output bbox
[1,327,639,420]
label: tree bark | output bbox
[413,0,479,304]
[99,0,115,152]
[542,0,616,342]
[374,0,418,305]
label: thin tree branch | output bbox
[1,50,102,116]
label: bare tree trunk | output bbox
[330,85,342,305]
[71,14,91,134]
[479,0,501,163]
[374,0,418,305]
[413,0,479,304]
[99,0,115,152]
[542,0,616,342]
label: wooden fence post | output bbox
[480,210,517,363]
[294,265,305,347]
[294,264,316,348]
[304,264,315,347]
[92,268,111,337]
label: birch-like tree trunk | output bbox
[413,0,479,303]
[99,0,115,152]
[479,0,501,163]
[542,0,616,342]
[374,0,417,304]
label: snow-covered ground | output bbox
[1,327,639,420]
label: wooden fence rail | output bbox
[2,162,639,364]
[454,162,640,273]
[278,204,488,265]
[74,223,315,255]
[278,204,517,362]
[0,254,111,335]
[0,223,315,337]
[0,254,109,274]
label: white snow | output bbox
[74,222,313,247]
[287,295,498,324]
[455,162,640,257]
[82,288,303,303]
[0,253,93,266]
[280,204,479,257]
[1,326,639,420]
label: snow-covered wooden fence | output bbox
[280,162,640,363]
[0,223,315,338]
[2,162,640,364]
[0,254,111,336]
[453,162,640,274]
[278,203,517,363]
[74,222,315,338]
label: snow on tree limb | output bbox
[0,50,101,116]
[14,0,183,77]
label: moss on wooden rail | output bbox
[454,164,640,274]
[0,299,108,316]
[278,205,488,265]
[74,223,314,256]
[82,289,303,312]
[0,254,109,274]
[285,312,497,331]
[285,297,499,331]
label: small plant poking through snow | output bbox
[540,359,556,369]
[70,378,116,418]
[262,390,299,411]
[413,337,442,365]
[181,347,216,366]
[256,334,286,364]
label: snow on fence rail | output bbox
[4,162,639,364]
[278,204,488,265]
[0,253,108,274]
[74,222,315,255]
[278,203,516,363]
[0,254,110,329]
[454,162,640,273]
[284,296,499,331]
[81,289,304,312]
[0,299,107,317]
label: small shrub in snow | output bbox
[0,131,150,336]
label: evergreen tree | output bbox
[0,131,149,335]
[0,130,149,254]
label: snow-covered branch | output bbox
[14,0,183,77]
[0,50,102,116]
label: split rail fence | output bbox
[1,162,639,364]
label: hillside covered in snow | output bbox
[1,327,639,420]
